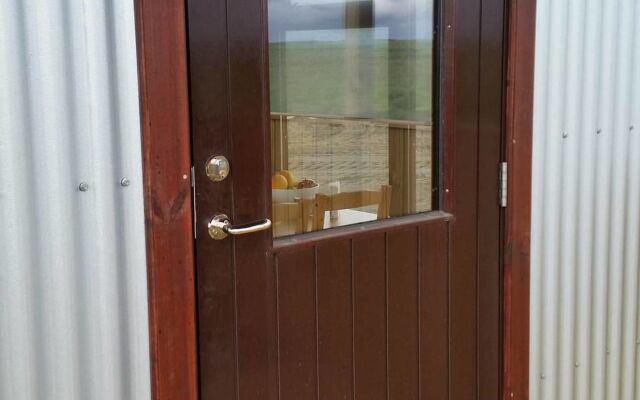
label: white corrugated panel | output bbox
[530,0,640,398]
[0,1,151,399]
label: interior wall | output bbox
[0,1,150,399]
[530,0,640,398]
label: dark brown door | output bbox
[187,0,505,398]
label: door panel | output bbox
[316,241,352,400]
[276,249,317,399]
[273,219,450,399]
[387,228,420,399]
[419,222,450,398]
[187,0,505,398]
[352,232,387,399]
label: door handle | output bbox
[208,213,272,240]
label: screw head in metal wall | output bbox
[78,182,89,192]
[121,177,131,187]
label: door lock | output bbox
[205,155,230,182]
[208,214,272,240]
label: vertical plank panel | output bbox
[316,240,353,400]
[225,0,275,396]
[387,228,420,399]
[477,0,506,397]
[235,238,277,400]
[353,234,387,400]
[186,0,235,397]
[277,249,317,400]
[448,0,481,396]
[420,221,450,400]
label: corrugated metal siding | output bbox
[530,0,640,398]
[0,1,151,399]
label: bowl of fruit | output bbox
[272,170,319,203]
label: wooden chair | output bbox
[314,185,392,230]
[272,199,314,237]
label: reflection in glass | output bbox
[269,0,435,238]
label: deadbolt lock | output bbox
[205,155,230,182]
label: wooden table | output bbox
[273,209,378,238]
[323,209,378,228]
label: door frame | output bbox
[134,1,198,399]
[502,0,536,399]
[133,0,536,399]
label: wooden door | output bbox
[187,0,505,398]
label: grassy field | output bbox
[269,39,434,214]
[269,40,433,123]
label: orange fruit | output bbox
[272,174,288,189]
[277,170,296,188]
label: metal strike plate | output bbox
[205,155,230,182]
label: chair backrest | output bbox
[314,185,392,230]
[272,199,314,236]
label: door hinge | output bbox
[499,162,508,208]
[191,166,197,239]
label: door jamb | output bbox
[503,0,536,398]
[135,1,198,399]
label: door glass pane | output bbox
[269,0,435,238]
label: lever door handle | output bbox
[208,213,272,240]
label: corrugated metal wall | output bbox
[530,0,640,398]
[0,1,151,399]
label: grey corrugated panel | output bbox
[530,0,640,399]
[0,1,151,399]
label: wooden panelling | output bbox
[420,222,450,399]
[316,240,353,400]
[352,233,388,400]
[272,218,450,400]
[478,0,507,397]
[387,228,420,398]
[186,0,235,396]
[276,249,317,400]
[444,0,506,397]
[226,0,275,398]
[448,0,482,395]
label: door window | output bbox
[269,0,436,238]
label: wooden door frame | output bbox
[134,1,198,399]
[133,0,536,399]
[503,0,536,399]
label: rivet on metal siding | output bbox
[575,362,579,367]
[540,374,546,380]
[78,182,89,192]
[447,24,452,29]
[597,129,602,135]
[630,125,635,131]
[120,177,131,187]
[562,131,569,139]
